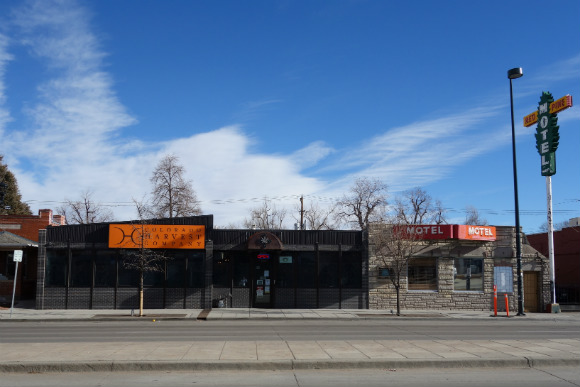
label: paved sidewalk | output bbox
[1,305,579,373]
[2,303,579,321]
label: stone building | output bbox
[368,224,550,313]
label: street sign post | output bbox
[10,250,23,318]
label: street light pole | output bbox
[508,67,525,316]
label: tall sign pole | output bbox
[10,250,23,319]
[524,92,573,311]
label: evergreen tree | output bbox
[0,155,32,215]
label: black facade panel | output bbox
[46,215,214,244]
[116,288,139,309]
[92,288,115,309]
[185,289,203,309]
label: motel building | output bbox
[35,215,551,313]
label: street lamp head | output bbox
[508,67,523,79]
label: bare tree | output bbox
[372,222,423,316]
[150,154,201,218]
[293,197,338,230]
[538,220,569,232]
[121,199,170,317]
[58,190,114,224]
[393,187,446,225]
[464,205,488,225]
[243,199,287,229]
[337,177,388,230]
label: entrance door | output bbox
[253,253,274,308]
[524,271,539,313]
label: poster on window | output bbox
[494,267,513,293]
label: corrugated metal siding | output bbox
[211,229,363,247]
[46,216,214,244]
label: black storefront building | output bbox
[36,215,367,310]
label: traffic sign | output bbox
[13,250,23,262]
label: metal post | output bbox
[508,68,525,316]
[10,261,19,319]
[546,176,556,304]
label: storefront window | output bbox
[166,252,186,288]
[277,255,294,288]
[118,251,139,287]
[319,252,339,288]
[187,252,205,288]
[408,257,437,291]
[144,269,164,287]
[296,252,316,288]
[70,250,92,287]
[454,258,483,291]
[212,252,230,287]
[95,251,116,287]
[341,252,362,288]
[46,249,67,287]
[233,254,249,288]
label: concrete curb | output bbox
[1,357,578,374]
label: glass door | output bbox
[253,253,274,307]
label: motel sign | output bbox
[523,92,573,176]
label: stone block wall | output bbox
[368,225,550,312]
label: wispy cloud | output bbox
[320,105,505,193]
[0,33,13,133]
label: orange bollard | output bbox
[505,294,509,317]
[493,285,498,317]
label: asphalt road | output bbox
[1,367,580,387]
[1,319,579,343]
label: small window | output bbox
[378,267,391,278]
[454,258,483,291]
[408,257,437,291]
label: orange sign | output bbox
[523,111,538,127]
[108,224,205,249]
[523,94,573,127]
[454,225,496,241]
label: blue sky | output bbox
[0,0,578,233]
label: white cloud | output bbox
[324,106,505,193]
[0,33,13,133]
[290,141,334,169]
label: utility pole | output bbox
[300,196,304,230]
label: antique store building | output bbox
[35,215,550,312]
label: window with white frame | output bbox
[454,258,483,291]
[408,257,437,291]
